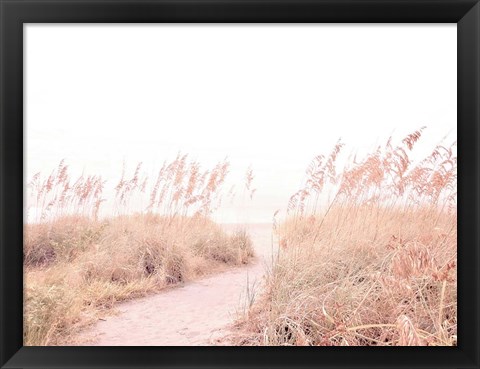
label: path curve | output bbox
[76,223,275,346]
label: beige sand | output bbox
[75,223,275,346]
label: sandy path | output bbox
[76,223,275,346]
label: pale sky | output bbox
[25,24,456,223]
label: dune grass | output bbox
[233,128,457,346]
[24,215,254,346]
[24,155,254,346]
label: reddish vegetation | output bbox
[24,155,254,346]
[28,154,232,222]
[233,128,457,346]
[24,128,457,346]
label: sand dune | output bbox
[75,223,275,346]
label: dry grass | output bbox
[24,155,254,346]
[233,128,457,346]
[24,215,254,345]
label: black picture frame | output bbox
[1,1,478,368]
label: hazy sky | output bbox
[25,24,456,223]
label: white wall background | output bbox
[25,24,457,223]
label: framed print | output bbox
[0,0,479,368]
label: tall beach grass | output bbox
[233,128,457,346]
[24,155,254,345]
